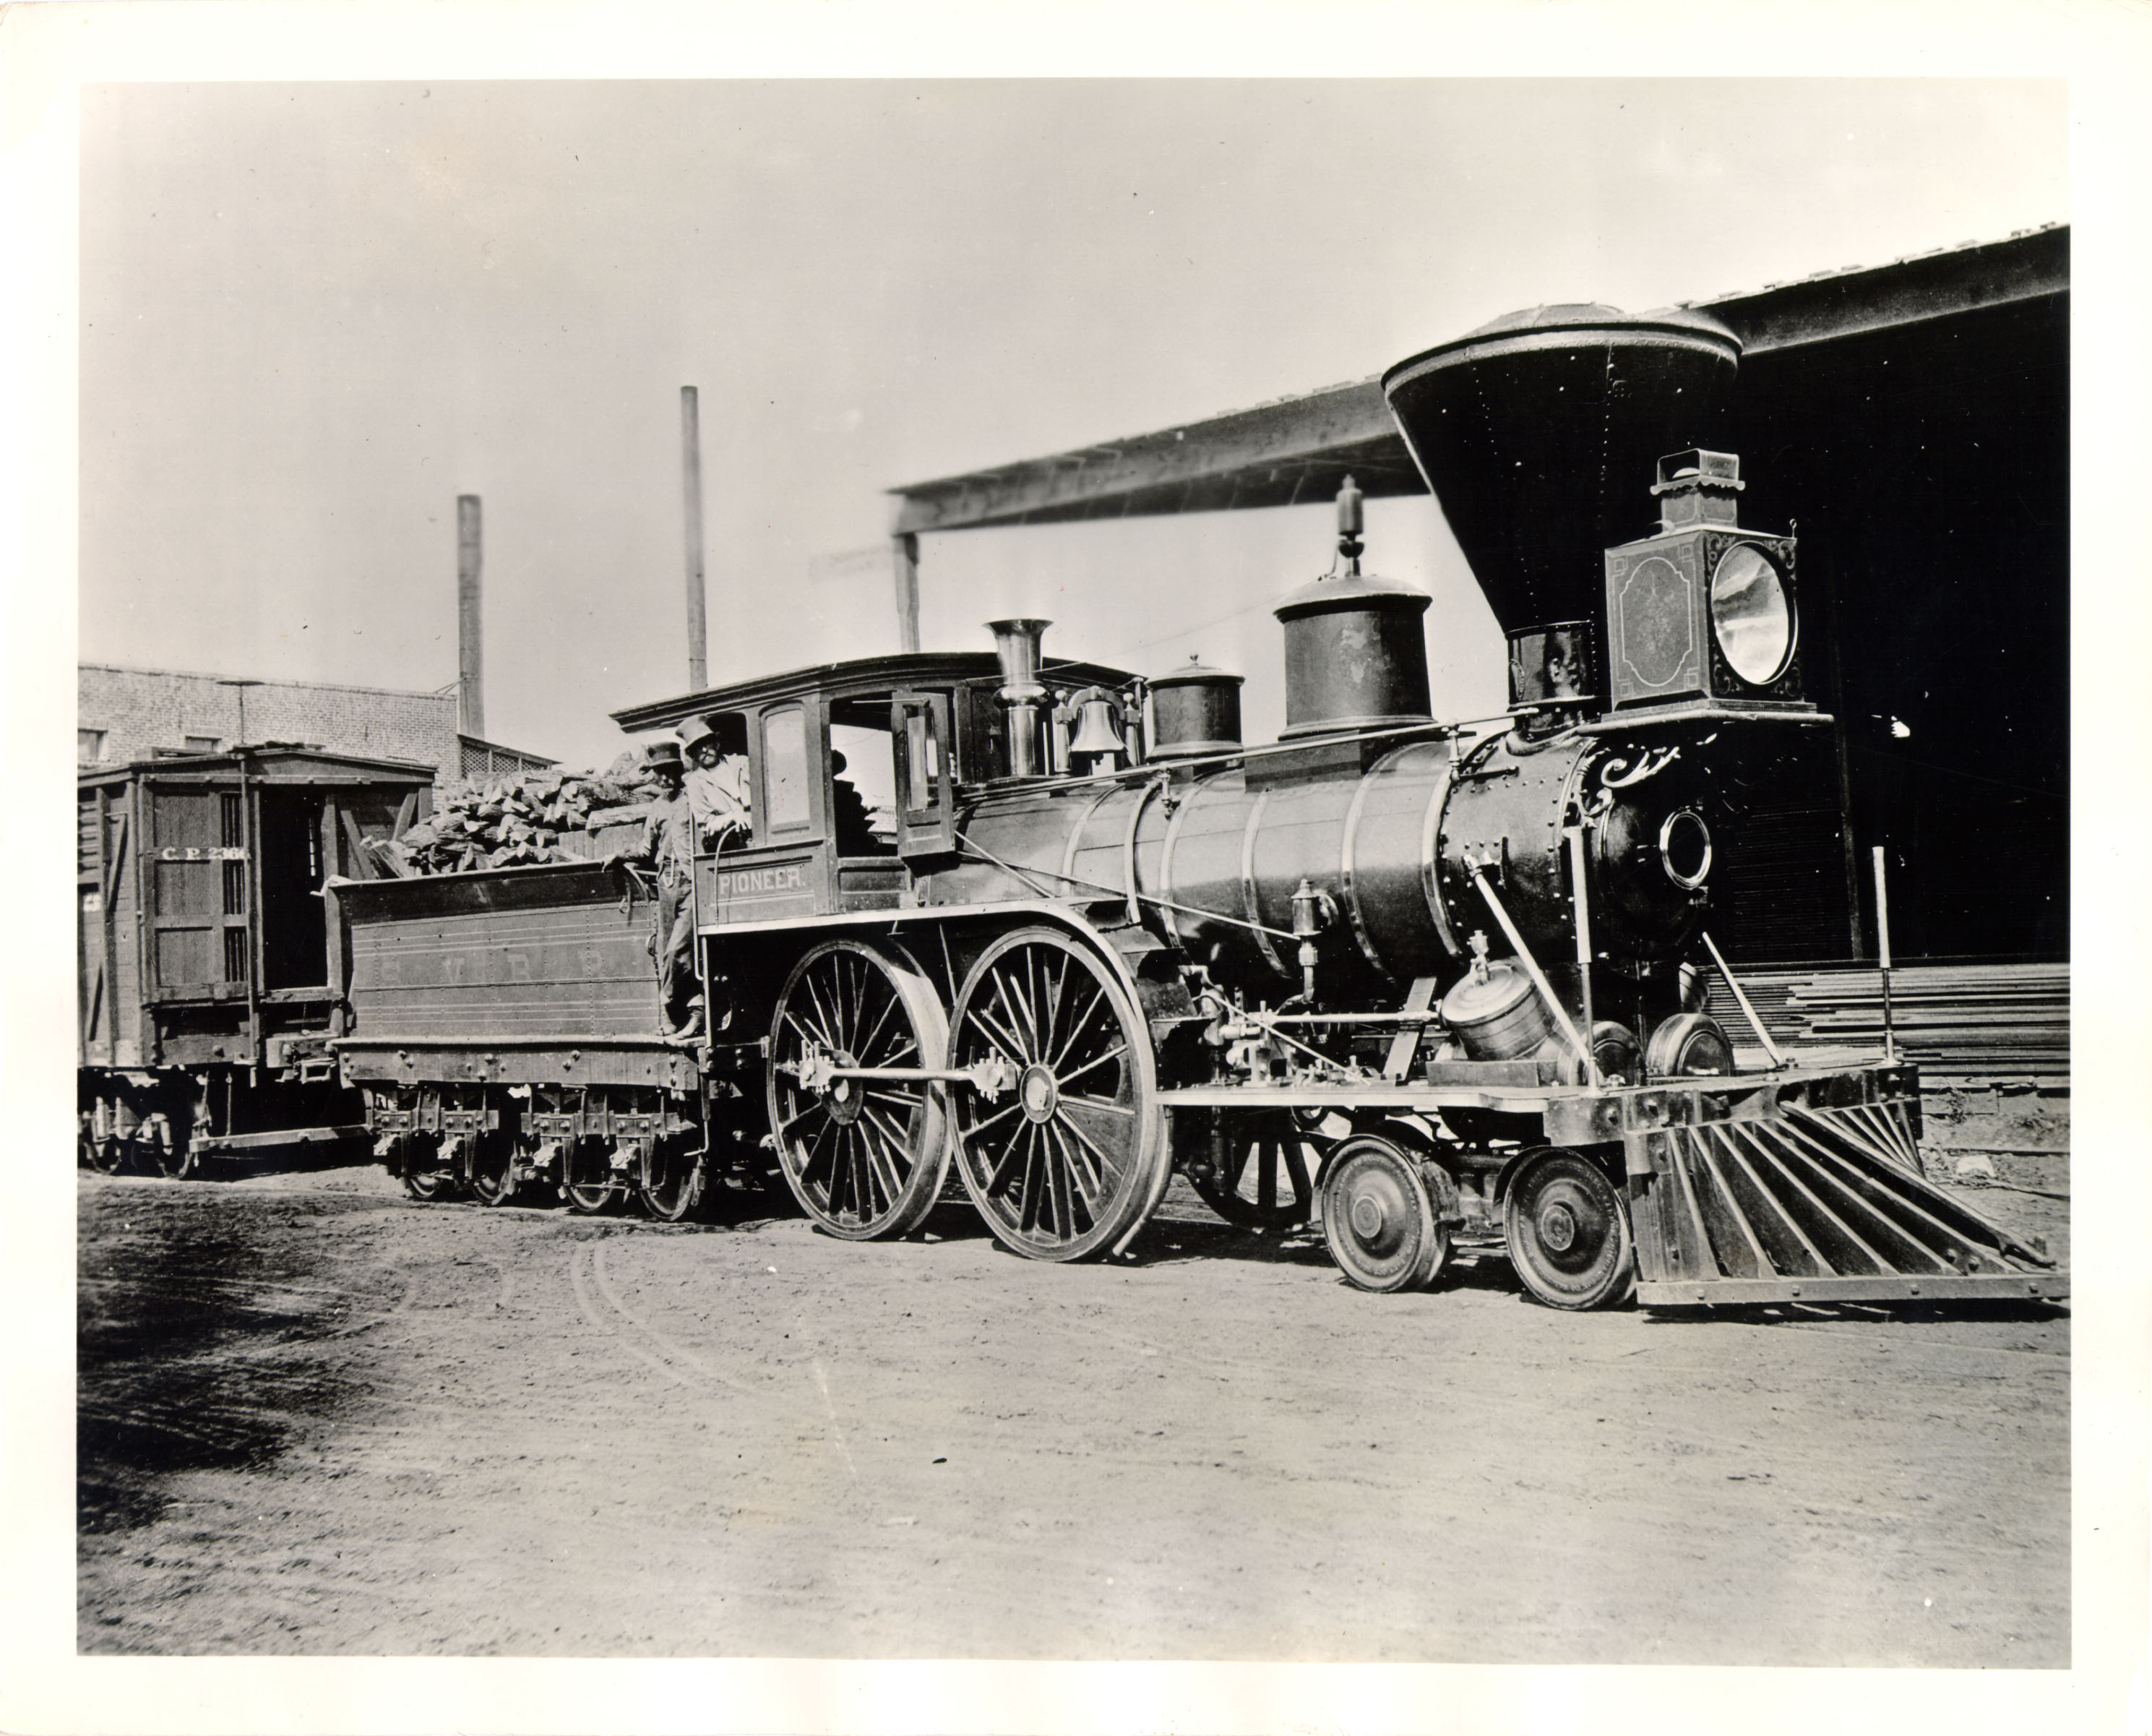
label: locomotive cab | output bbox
[611,647,1142,928]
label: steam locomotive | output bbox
[329,304,2060,1309]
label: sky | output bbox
[76,78,2068,768]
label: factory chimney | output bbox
[457,494,484,739]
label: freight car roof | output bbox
[610,650,1140,734]
[77,743,438,787]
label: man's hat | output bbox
[675,713,722,756]
[644,739,685,774]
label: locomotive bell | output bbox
[1148,655,1244,760]
[1273,477,1433,739]
[1064,687,1129,770]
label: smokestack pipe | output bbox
[456,494,483,739]
[681,387,709,691]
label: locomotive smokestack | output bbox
[1381,305,1741,656]
[456,494,483,739]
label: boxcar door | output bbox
[141,778,252,1007]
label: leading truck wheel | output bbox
[1320,1135,1450,1292]
[767,939,952,1240]
[1503,1149,1637,1310]
[948,927,1167,1263]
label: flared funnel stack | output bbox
[1382,305,1742,640]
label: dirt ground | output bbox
[77,1139,2069,1667]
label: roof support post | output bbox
[892,531,921,655]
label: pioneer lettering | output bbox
[718,864,805,897]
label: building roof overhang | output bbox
[886,225,2067,536]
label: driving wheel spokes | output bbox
[1178,1109,1325,1232]
[949,926,1166,1263]
[1320,1133,1450,1293]
[1503,1148,1637,1310]
[468,1128,520,1206]
[134,1112,195,1180]
[637,1131,706,1223]
[766,939,952,1240]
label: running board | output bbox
[1627,1078,2064,1307]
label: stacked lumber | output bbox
[375,752,668,875]
[1705,961,2070,1086]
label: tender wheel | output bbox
[637,1133,706,1223]
[1320,1135,1450,1293]
[948,926,1167,1263]
[468,1130,520,1206]
[767,939,952,1240]
[133,1112,195,1180]
[1178,1109,1325,1231]
[400,1135,459,1202]
[1503,1148,1637,1310]
[562,1141,625,1216]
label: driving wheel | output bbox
[948,927,1167,1262]
[767,939,952,1239]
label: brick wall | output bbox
[79,664,460,779]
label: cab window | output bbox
[762,706,810,833]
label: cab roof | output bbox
[610,649,1138,736]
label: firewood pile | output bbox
[371,752,666,876]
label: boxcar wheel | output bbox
[87,1117,132,1176]
[637,1134,706,1223]
[767,939,952,1241]
[1320,1135,1449,1292]
[948,927,1167,1263]
[1502,1149,1636,1310]
[468,1131,520,1206]
[1179,1109,1325,1231]
[134,1112,195,1180]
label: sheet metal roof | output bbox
[887,225,2067,536]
